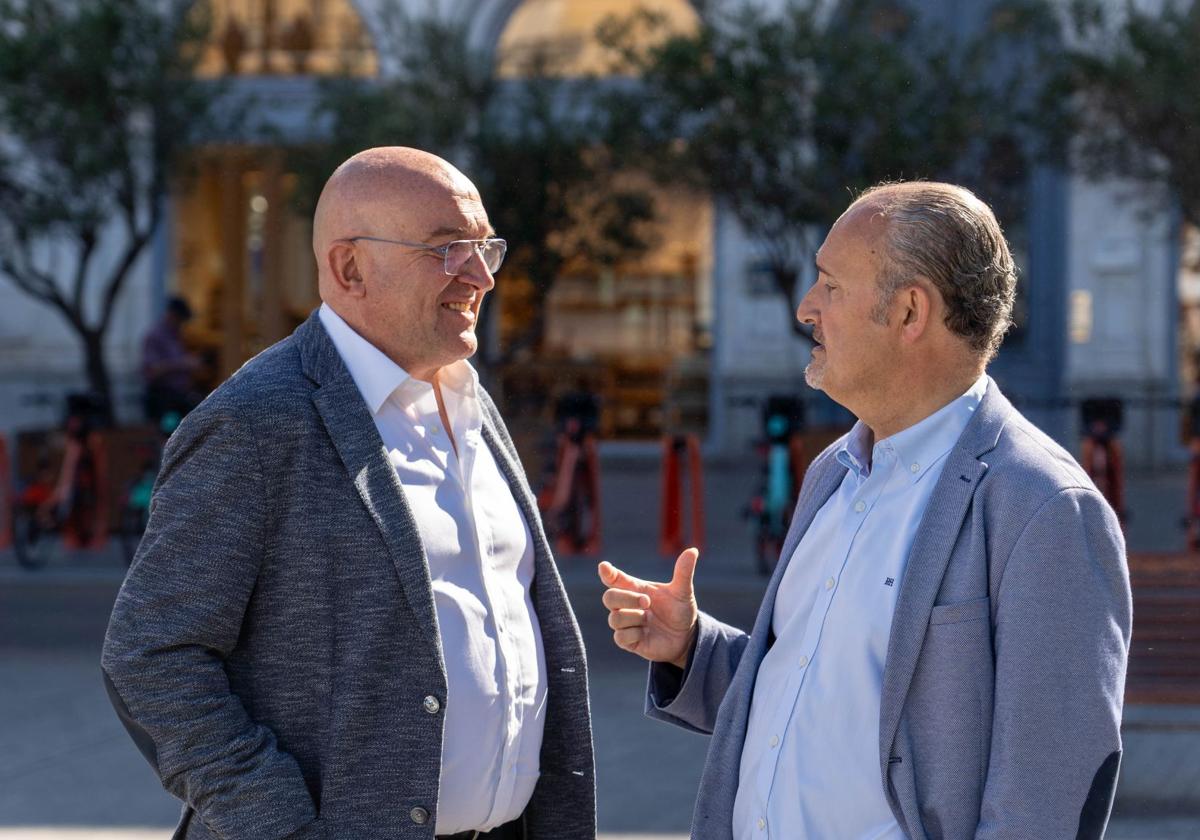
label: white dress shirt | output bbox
[319,304,547,834]
[733,375,988,839]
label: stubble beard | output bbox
[804,360,824,390]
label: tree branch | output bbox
[99,198,161,334]
[1,254,78,328]
[72,225,97,316]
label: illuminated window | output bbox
[496,0,699,78]
[190,0,377,78]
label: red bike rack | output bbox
[0,434,12,549]
[1187,441,1200,552]
[1079,398,1126,529]
[659,433,705,557]
[59,430,110,550]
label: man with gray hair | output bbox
[600,181,1130,839]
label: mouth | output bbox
[441,301,473,314]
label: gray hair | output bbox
[856,182,1017,361]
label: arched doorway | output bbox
[494,0,715,440]
[173,0,376,385]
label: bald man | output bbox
[103,148,595,840]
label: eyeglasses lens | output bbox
[445,240,507,275]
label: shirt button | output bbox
[423,695,441,714]
[854,500,866,513]
[769,735,779,748]
[797,654,809,667]
[825,577,835,590]
[430,425,441,435]
[410,807,430,825]
[910,463,920,473]
[758,817,766,830]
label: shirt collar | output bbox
[318,303,411,415]
[835,374,988,484]
[318,303,478,414]
[883,374,989,484]
[836,422,875,479]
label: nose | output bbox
[796,281,818,326]
[457,246,496,292]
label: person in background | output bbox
[140,295,201,422]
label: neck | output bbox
[859,365,983,441]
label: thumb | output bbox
[669,547,699,595]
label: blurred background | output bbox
[2,0,1200,837]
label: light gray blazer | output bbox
[648,381,1130,839]
[102,312,595,840]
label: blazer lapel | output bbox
[752,448,850,639]
[299,313,440,640]
[877,380,1010,770]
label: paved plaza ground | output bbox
[2,459,1199,838]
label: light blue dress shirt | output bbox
[733,376,988,839]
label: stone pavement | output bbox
[1,459,1199,837]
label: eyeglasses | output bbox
[348,236,507,276]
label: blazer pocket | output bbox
[929,596,990,626]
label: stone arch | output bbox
[467,0,710,72]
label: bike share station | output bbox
[4,393,174,570]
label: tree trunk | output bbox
[82,327,116,425]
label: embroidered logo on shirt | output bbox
[884,577,895,587]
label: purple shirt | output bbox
[142,320,191,392]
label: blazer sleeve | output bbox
[644,611,751,735]
[977,487,1131,840]
[101,406,318,840]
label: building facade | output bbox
[0,0,1188,468]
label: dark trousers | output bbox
[436,818,523,840]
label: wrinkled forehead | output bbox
[350,168,491,239]
[818,202,888,264]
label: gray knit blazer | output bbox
[102,311,595,840]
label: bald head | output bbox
[312,147,482,290]
[311,146,496,380]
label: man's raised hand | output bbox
[598,548,699,669]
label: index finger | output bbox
[597,561,652,594]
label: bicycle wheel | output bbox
[12,506,52,569]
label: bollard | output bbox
[659,433,704,557]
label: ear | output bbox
[327,241,366,298]
[897,281,935,344]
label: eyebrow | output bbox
[814,257,833,278]
[428,224,497,240]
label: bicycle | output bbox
[744,396,806,576]
[10,393,110,569]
